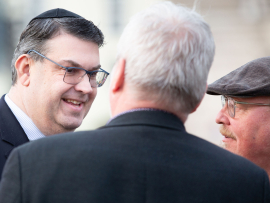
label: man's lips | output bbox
[62,98,84,107]
[219,125,237,140]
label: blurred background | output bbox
[0,0,269,145]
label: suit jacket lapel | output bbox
[0,95,29,155]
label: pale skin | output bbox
[216,96,270,179]
[8,33,100,136]
[109,58,203,124]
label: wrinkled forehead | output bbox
[225,95,270,103]
[39,34,100,69]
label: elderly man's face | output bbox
[24,33,100,135]
[215,96,270,168]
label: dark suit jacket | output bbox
[0,95,29,178]
[0,110,269,203]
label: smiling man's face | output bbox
[24,33,100,135]
[215,96,270,168]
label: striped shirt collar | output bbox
[5,94,45,141]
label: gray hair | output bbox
[116,1,215,114]
[11,17,104,85]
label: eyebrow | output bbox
[60,59,101,71]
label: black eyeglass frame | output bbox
[221,95,270,118]
[27,49,109,87]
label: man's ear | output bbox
[111,58,126,93]
[15,54,31,86]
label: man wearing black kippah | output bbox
[207,56,270,179]
[0,8,109,178]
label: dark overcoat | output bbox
[0,111,269,202]
[0,95,28,179]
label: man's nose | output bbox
[215,107,230,125]
[74,75,93,94]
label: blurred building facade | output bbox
[0,0,269,145]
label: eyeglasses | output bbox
[27,50,109,88]
[221,95,270,118]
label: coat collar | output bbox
[104,110,185,132]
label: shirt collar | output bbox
[107,108,169,124]
[5,94,45,141]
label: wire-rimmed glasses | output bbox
[221,95,270,118]
[27,50,109,88]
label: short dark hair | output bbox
[11,17,104,85]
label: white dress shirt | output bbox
[5,94,45,141]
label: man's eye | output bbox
[87,72,97,77]
[66,68,80,75]
[92,72,98,76]
[66,68,74,73]
[87,72,98,80]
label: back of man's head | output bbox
[11,8,104,85]
[116,2,215,115]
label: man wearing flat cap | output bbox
[207,56,270,179]
[0,8,109,178]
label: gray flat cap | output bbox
[207,56,270,97]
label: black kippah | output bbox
[29,8,83,24]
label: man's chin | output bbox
[223,141,237,154]
[60,118,83,132]
[219,140,225,149]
